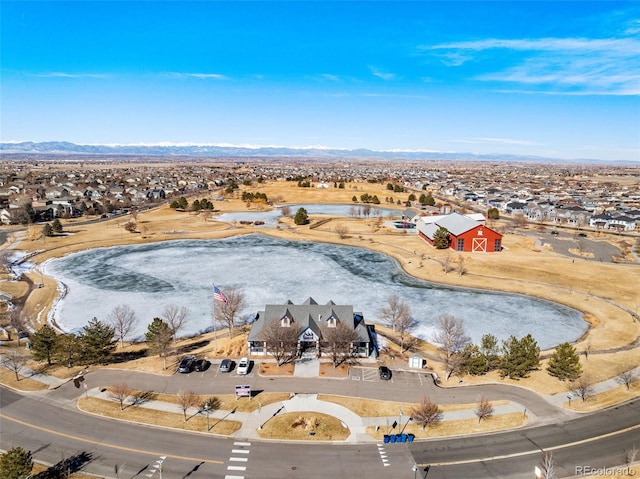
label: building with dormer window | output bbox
[246,297,374,358]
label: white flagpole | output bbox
[213,285,218,352]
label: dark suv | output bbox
[178,356,196,373]
[379,366,392,380]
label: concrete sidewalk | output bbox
[87,388,531,443]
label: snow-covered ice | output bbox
[44,235,586,349]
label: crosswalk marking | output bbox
[227,466,247,471]
[230,457,248,462]
[231,449,250,454]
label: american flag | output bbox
[213,285,228,303]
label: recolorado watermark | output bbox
[575,465,636,476]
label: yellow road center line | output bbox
[0,413,224,465]
[423,423,640,467]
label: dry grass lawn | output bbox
[566,380,640,412]
[260,361,295,376]
[257,411,350,441]
[0,368,49,391]
[78,397,242,435]
[318,394,508,417]
[319,362,350,378]
[366,412,527,439]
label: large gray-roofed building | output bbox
[247,297,373,358]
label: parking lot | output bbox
[349,366,430,386]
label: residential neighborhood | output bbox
[0,158,638,238]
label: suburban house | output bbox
[247,297,374,358]
[417,211,503,252]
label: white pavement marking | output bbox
[224,476,245,479]
[231,449,250,454]
[230,457,248,462]
[233,441,251,446]
[377,443,391,466]
[227,466,247,471]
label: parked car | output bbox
[550,230,559,235]
[178,356,196,373]
[219,359,233,373]
[194,358,210,372]
[379,366,392,380]
[577,232,587,237]
[237,357,250,375]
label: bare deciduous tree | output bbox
[433,314,470,380]
[410,396,443,430]
[454,254,469,276]
[0,250,13,274]
[176,390,199,422]
[280,205,291,217]
[108,304,138,348]
[161,304,190,342]
[214,288,246,339]
[537,452,556,479]
[107,383,132,410]
[1,349,27,381]
[439,254,454,274]
[334,224,349,239]
[379,295,410,333]
[474,395,493,423]
[570,375,595,403]
[625,445,638,467]
[616,369,638,391]
[257,319,301,366]
[321,321,360,367]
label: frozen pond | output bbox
[44,235,587,349]
[214,203,400,227]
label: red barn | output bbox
[417,212,502,252]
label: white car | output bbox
[237,357,249,375]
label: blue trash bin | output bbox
[400,433,407,443]
[407,433,415,443]
[389,434,396,443]
[395,434,403,442]
[383,435,390,443]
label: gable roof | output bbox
[248,298,369,343]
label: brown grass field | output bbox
[1,180,639,409]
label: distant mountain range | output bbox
[0,141,617,164]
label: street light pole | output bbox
[204,401,210,431]
[412,464,418,479]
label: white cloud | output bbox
[31,72,108,78]
[369,66,396,80]
[419,36,640,95]
[320,73,342,82]
[165,72,227,80]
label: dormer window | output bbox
[326,314,338,328]
[280,311,293,327]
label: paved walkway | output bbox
[293,357,320,377]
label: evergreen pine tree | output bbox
[0,446,33,479]
[30,324,59,365]
[433,227,450,249]
[500,334,540,379]
[293,207,309,225]
[547,341,582,381]
[80,317,117,365]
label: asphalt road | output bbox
[3,367,640,479]
[2,386,639,479]
[46,366,564,419]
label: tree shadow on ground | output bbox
[34,451,93,479]
[111,349,148,364]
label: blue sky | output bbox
[2,1,639,161]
